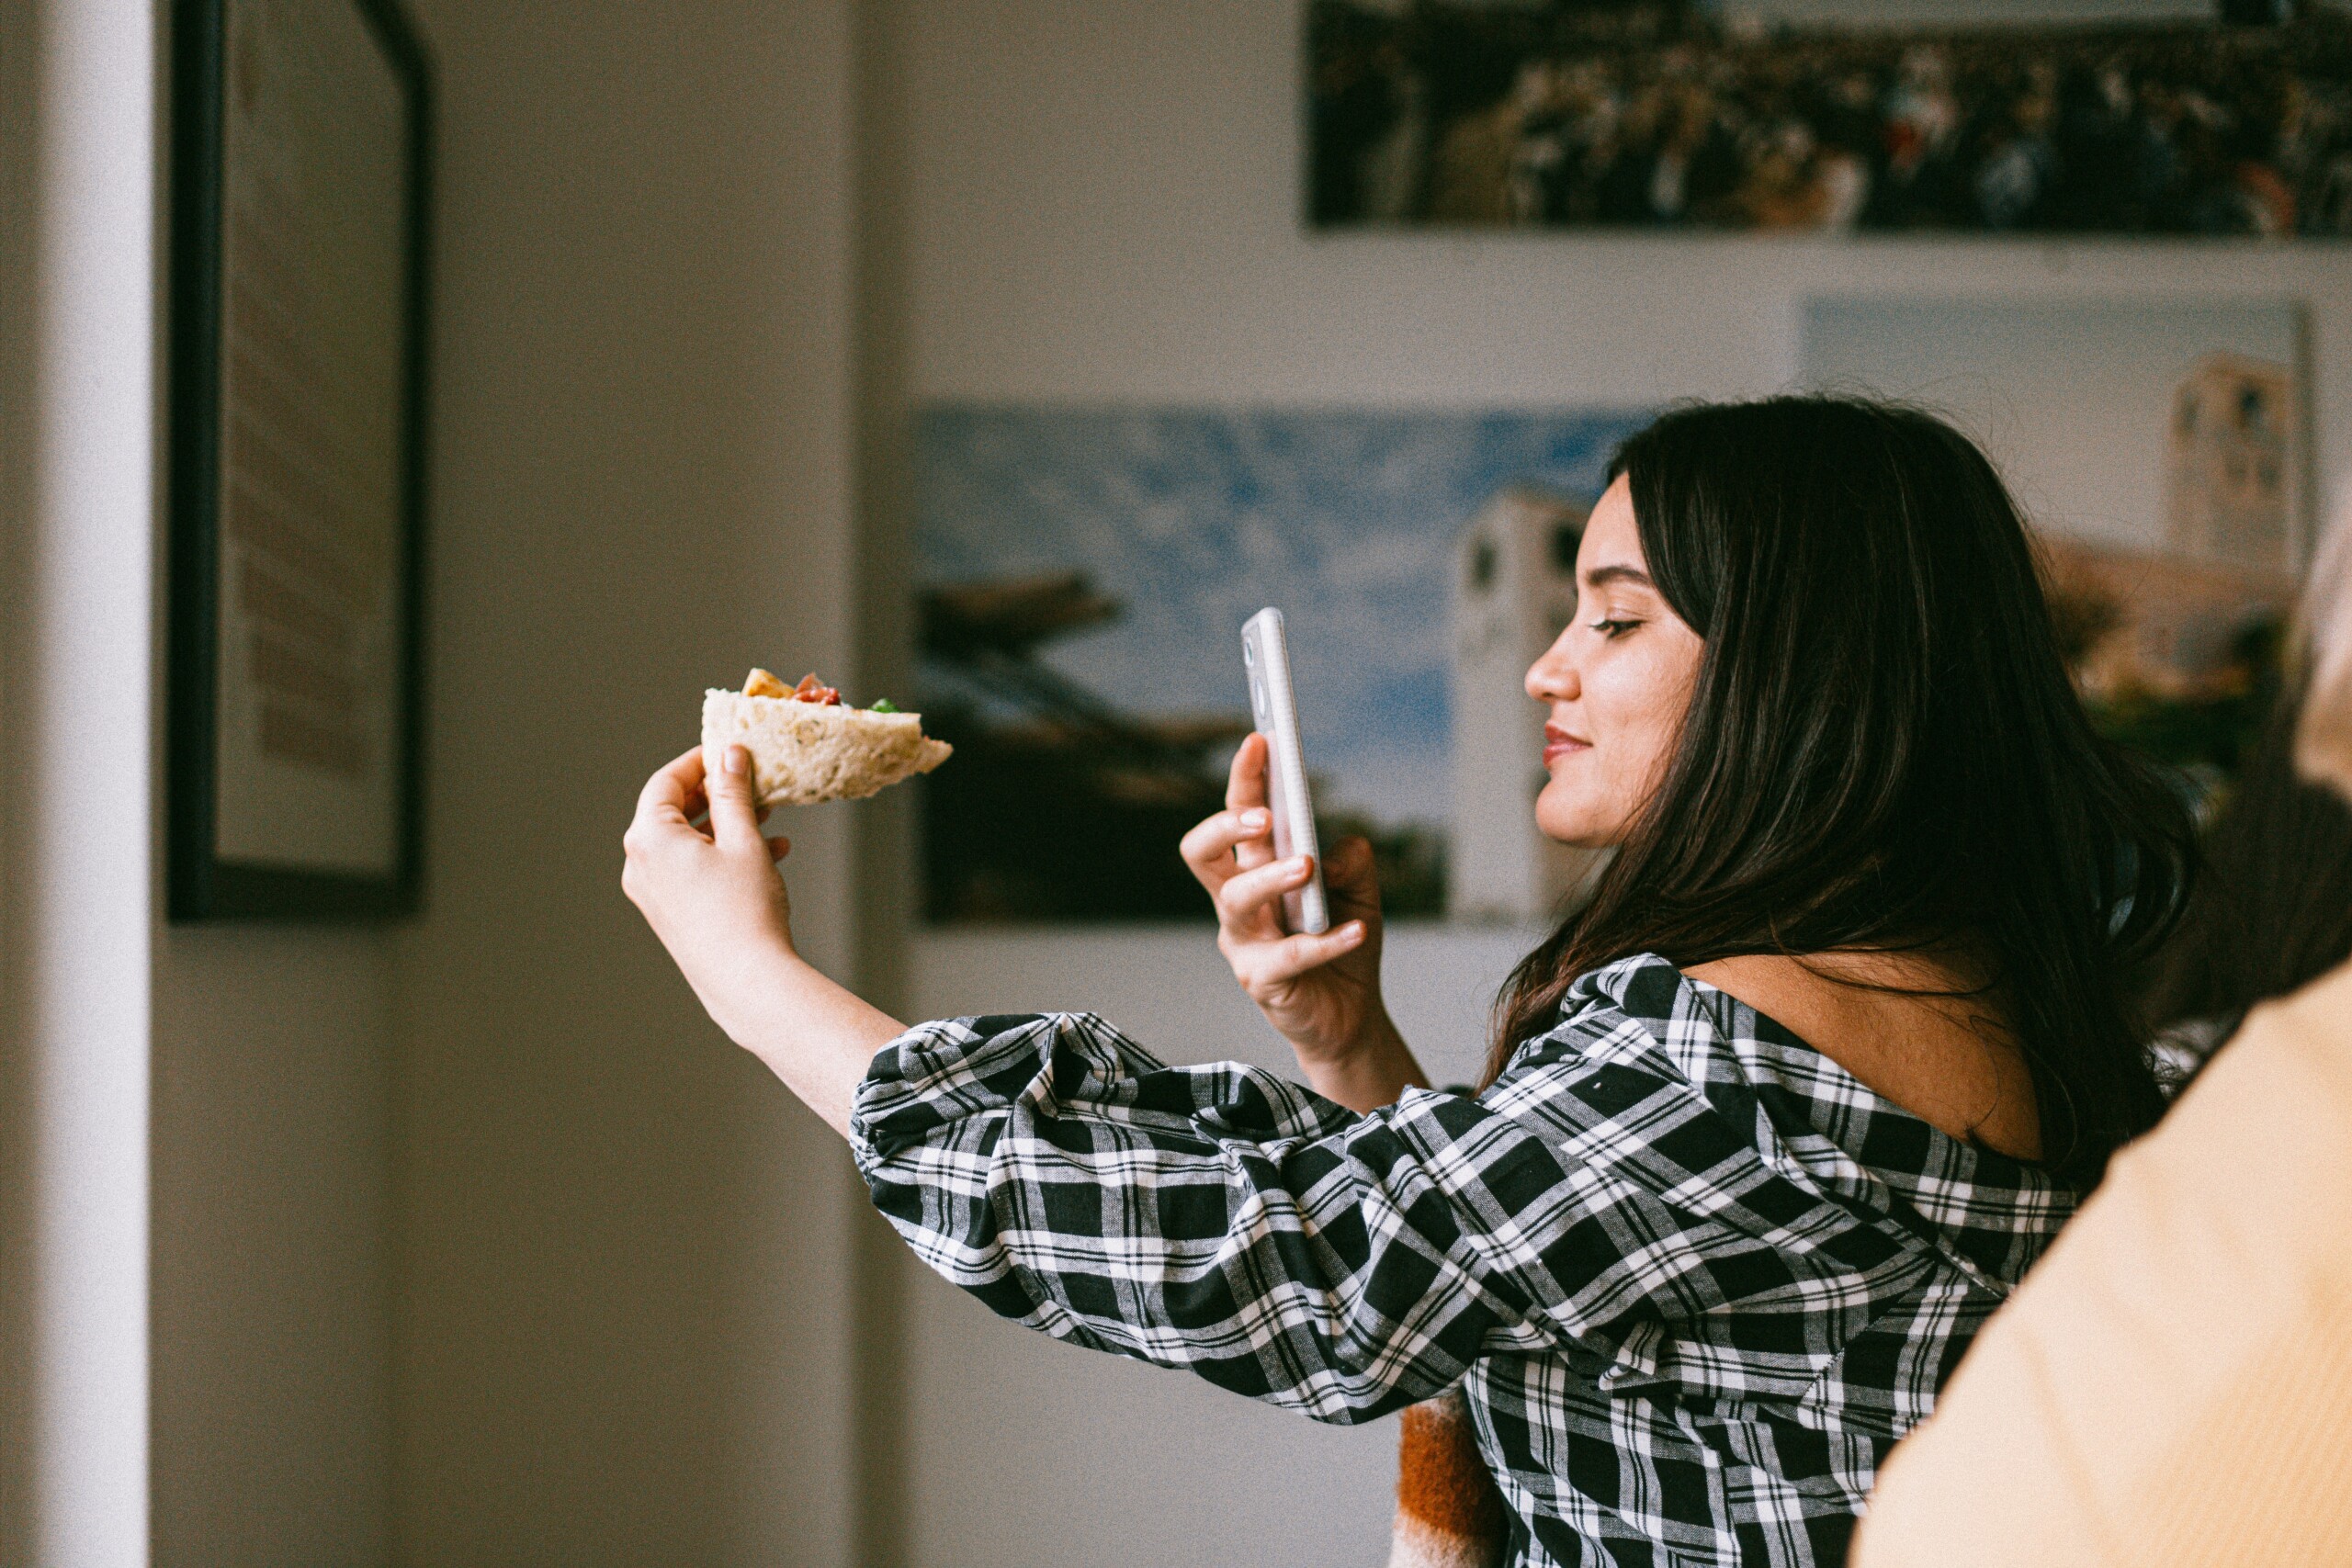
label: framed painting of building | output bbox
[166,0,434,919]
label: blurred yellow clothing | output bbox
[1854,957,2352,1568]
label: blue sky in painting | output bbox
[915,405,1649,827]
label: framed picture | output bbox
[912,403,1651,925]
[167,0,432,919]
[1308,0,2352,237]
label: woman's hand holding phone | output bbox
[1182,734,1429,1111]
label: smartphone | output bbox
[1240,608,1329,935]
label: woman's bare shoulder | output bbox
[1684,951,2041,1159]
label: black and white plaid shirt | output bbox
[851,953,2073,1567]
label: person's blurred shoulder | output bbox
[2256,954,2352,1078]
[1854,954,2352,1568]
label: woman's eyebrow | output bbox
[1582,564,1655,590]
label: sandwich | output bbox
[701,670,953,806]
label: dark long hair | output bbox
[1490,398,2194,1190]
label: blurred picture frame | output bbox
[166,0,433,919]
[1802,293,2313,794]
[1308,0,2352,238]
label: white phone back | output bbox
[1241,608,1329,935]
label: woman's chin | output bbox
[1533,795,1619,850]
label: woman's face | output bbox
[1525,474,1706,847]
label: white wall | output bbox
[1,4,404,1564]
[1,1,157,1562]
[888,2,2352,1564]
[389,2,867,1562]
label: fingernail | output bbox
[1287,857,1310,880]
[724,745,749,776]
[1239,809,1268,830]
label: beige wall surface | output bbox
[887,2,2352,1564]
[9,3,874,1562]
[149,931,395,1566]
[390,2,865,1562]
[0,0,40,1552]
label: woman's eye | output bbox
[1589,617,1639,639]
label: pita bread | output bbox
[702,685,952,806]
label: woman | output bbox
[623,398,2191,1566]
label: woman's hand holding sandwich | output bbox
[1182,733,1430,1112]
[623,743,903,1136]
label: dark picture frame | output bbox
[167,0,432,919]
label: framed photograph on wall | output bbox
[167,0,433,919]
[1308,0,2352,237]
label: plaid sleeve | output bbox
[848,1007,1933,1427]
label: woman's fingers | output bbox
[1177,738,1283,911]
[767,836,792,863]
[1216,854,1316,930]
[1179,736,1281,902]
[631,744,762,856]
[705,745,765,852]
[1223,736,1277,873]
[626,748,718,863]
[1236,921,1367,988]
[1180,806,1275,895]
[1225,732,1270,810]
[637,745,708,824]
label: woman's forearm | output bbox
[1297,1010,1432,1112]
[704,943,905,1136]
[720,940,1427,1128]
[697,931,1432,1130]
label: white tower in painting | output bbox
[2166,353,2299,574]
[1449,487,1606,923]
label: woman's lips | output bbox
[1543,724,1589,766]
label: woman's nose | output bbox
[1526,639,1578,703]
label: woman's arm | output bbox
[621,742,895,1134]
[854,1008,1544,1422]
[1293,1010,1430,1112]
[851,997,1940,1427]
[624,747,1551,1415]
[625,737,1430,1130]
